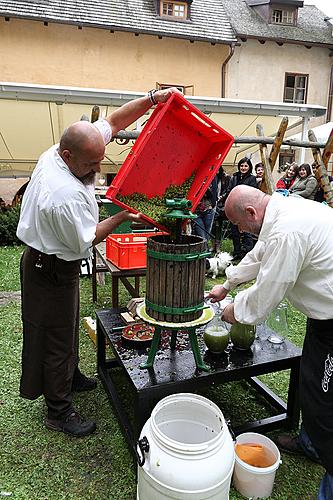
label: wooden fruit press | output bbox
[137,198,213,372]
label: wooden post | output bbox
[256,124,275,194]
[269,116,289,171]
[322,127,333,174]
[308,129,333,208]
[91,105,100,123]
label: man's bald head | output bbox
[59,121,104,156]
[225,185,270,236]
[58,121,105,183]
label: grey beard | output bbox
[81,172,96,186]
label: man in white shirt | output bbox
[17,87,179,437]
[208,185,333,499]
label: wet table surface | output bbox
[97,308,302,390]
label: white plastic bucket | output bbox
[233,432,281,499]
[137,393,235,499]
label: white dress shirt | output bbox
[17,120,112,261]
[223,193,333,323]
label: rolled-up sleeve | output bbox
[223,241,265,290]
[233,232,307,324]
[93,119,112,145]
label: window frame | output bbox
[283,73,309,104]
[271,8,295,26]
[279,150,296,172]
[159,1,188,20]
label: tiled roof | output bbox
[222,0,333,46]
[0,0,237,44]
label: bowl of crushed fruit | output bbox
[121,323,155,347]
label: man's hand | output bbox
[207,285,229,303]
[93,211,146,246]
[121,211,146,224]
[153,87,182,104]
[222,303,236,324]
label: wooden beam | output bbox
[256,124,275,194]
[112,129,327,148]
[322,126,333,172]
[90,105,100,123]
[268,116,288,171]
[308,129,333,208]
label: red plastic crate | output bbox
[106,232,164,269]
[106,92,234,230]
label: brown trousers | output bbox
[20,246,81,418]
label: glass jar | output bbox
[203,301,230,354]
[230,323,256,350]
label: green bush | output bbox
[0,204,21,246]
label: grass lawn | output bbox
[0,244,324,499]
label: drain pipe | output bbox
[221,43,236,98]
[326,64,333,123]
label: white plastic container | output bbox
[233,432,281,499]
[137,393,235,499]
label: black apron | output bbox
[20,246,81,418]
[300,318,333,474]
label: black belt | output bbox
[27,246,81,271]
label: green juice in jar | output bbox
[203,325,230,354]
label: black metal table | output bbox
[96,308,302,460]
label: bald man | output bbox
[208,185,333,498]
[17,87,179,437]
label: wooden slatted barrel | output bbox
[146,234,208,323]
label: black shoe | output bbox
[72,370,97,392]
[45,410,96,437]
[275,435,303,455]
[275,435,322,465]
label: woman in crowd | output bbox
[226,157,258,260]
[289,163,318,200]
[255,162,265,188]
[276,163,298,190]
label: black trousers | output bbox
[20,246,81,419]
[300,318,333,474]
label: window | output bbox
[160,1,188,19]
[279,150,295,173]
[156,82,194,95]
[272,9,295,25]
[283,73,308,104]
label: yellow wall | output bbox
[0,18,228,96]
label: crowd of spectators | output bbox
[195,159,332,259]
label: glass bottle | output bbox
[266,302,288,344]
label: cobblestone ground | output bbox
[0,291,21,307]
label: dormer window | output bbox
[160,1,189,20]
[272,9,295,25]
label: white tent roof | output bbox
[288,121,333,143]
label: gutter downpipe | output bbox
[326,63,333,123]
[221,43,236,98]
